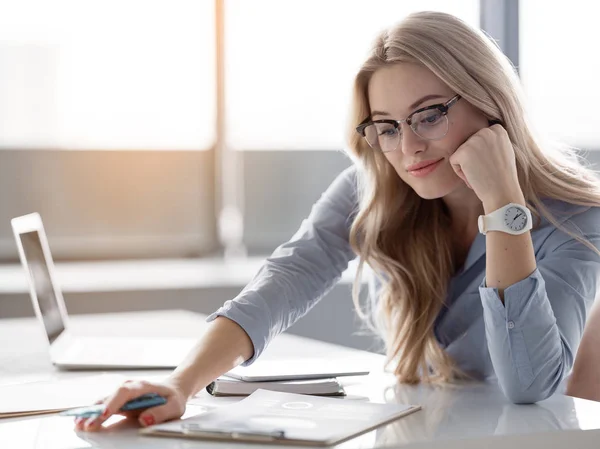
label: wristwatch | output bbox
[478,202,532,235]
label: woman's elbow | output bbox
[503,388,551,404]
[500,378,560,404]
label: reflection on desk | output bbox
[370,379,592,447]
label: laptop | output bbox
[11,212,199,369]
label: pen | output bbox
[60,393,167,418]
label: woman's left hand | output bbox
[448,124,521,205]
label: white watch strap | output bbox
[478,203,532,235]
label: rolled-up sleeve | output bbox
[479,207,600,403]
[206,165,359,365]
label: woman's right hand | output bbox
[74,378,188,432]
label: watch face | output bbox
[504,206,528,231]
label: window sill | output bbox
[0,257,365,294]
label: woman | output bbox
[77,11,600,431]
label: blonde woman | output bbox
[77,11,600,431]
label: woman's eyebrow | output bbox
[408,94,446,110]
[371,94,447,118]
[371,110,390,118]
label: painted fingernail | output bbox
[101,408,109,418]
[84,416,98,429]
[142,415,155,427]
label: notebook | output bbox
[141,389,421,446]
[224,357,371,382]
[206,376,345,397]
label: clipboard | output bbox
[141,389,421,446]
[165,422,288,443]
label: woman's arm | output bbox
[169,316,254,398]
[176,165,361,393]
[479,203,600,404]
[80,166,361,431]
[566,299,600,401]
[205,165,360,366]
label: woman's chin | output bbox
[411,180,465,200]
[410,182,449,200]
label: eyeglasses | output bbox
[356,94,461,153]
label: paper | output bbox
[143,389,421,446]
[0,374,127,418]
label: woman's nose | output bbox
[400,124,427,156]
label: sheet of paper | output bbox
[0,374,127,418]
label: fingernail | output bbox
[141,415,155,427]
[84,416,98,430]
[101,408,109,418]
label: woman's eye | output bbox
[379,128,398,137]
[421,113,442,125]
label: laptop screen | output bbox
[19,230,65,344]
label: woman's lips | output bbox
[407,159,443,177]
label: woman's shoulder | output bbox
[538,197,600,229]
[534,197,600,252]
[336,164,359,185]
[321,165,360,206]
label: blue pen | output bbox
[60,393,167,418]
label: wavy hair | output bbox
[346,11,600,383]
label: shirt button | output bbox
[507,321,515,329]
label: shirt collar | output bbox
[456,231,486,276]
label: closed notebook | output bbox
[141,389,421,447]
[206,376,345,397]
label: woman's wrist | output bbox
[167,370,206,400]
[165,317,254,400]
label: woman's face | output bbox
[367,63,489,199]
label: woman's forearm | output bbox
[168,316,254,399]
[482,190,537,303]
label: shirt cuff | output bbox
[479,267,542,317]
[205,292,273,366]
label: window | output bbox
[0,0,215,150]
[0,1,217,261]
[520,0,599,149]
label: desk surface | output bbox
[2,310,600,449]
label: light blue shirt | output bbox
[207,165,600,403]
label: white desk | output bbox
[2,310,600,449]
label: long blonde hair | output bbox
[346,11,600,383]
